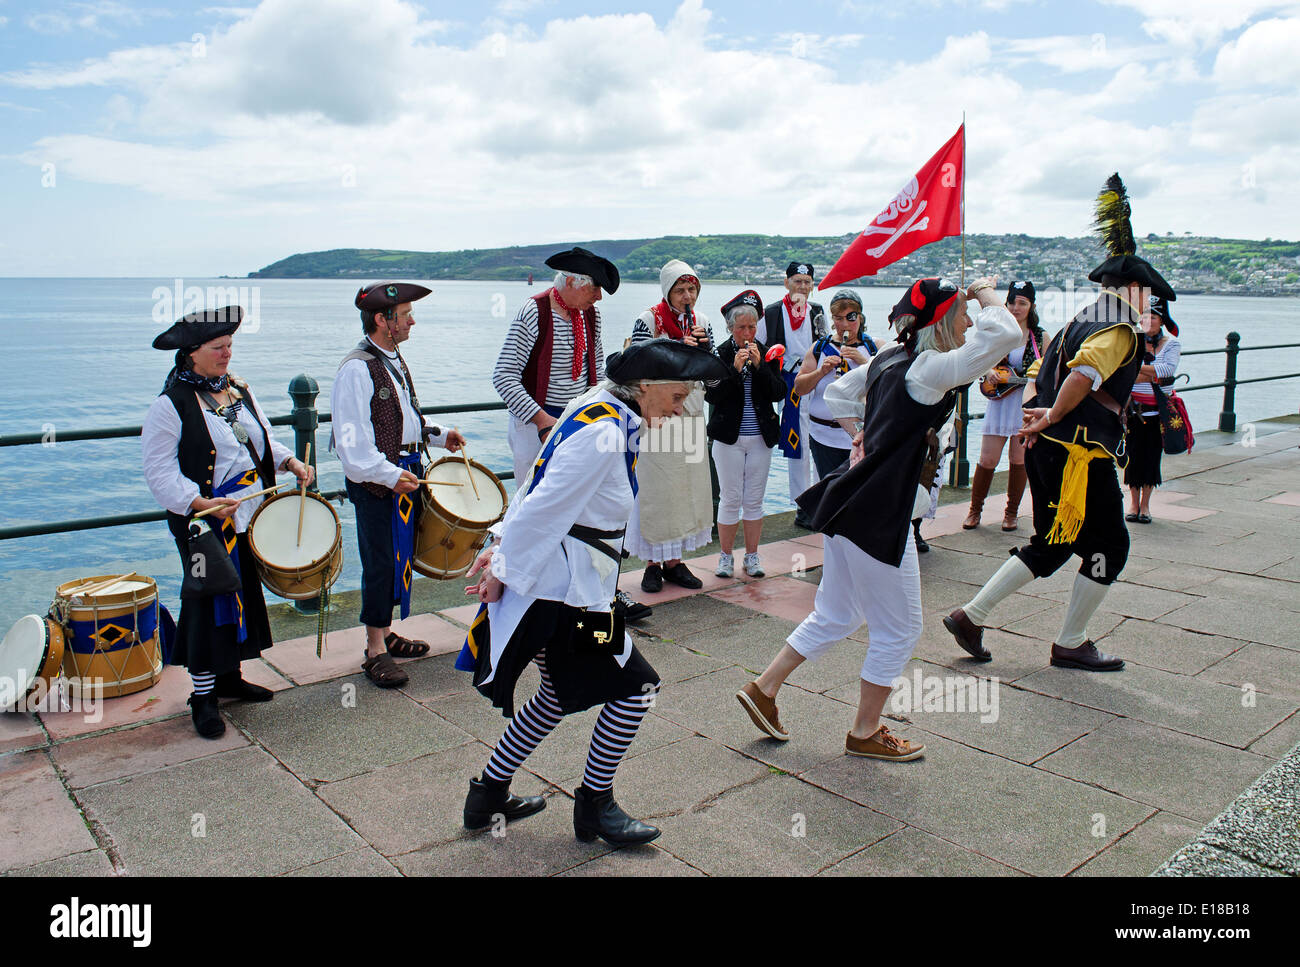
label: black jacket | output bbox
[706,337,787,447]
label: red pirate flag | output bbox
[819,124,965,289]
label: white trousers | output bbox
[787,532,923,687]
[507,416,544,491]
[712,435,772,525]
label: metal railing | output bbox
[2,331,1297,541]
[946,331,1300,487]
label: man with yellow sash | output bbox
[943,252,1175,671]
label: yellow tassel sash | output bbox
[1045,440,1111,545]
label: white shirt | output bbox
[331,338,447,489]
[824,304,1021,419]
[490,390,639,609]
[142,384,293,534]
[758,303,817,373]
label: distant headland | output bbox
[249,233,1300,296]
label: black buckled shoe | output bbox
[573,784,660,846]
[463,776,547,830]
[213,671,274,702]
[640,563,664,593]
[1050,640,1124,671]
[188,691,226,739]
[662,562,703,590]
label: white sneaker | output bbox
[743,552,765,577]
[715,551,734,578]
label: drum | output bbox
[413,457,507,579]
[0,615,65,710]
[247,490,343,600]
[53,574,163,699]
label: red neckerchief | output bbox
[651,300,688,341]
[783,293,808,330]
[551,287,586,381]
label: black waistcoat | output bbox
[160,382,277,543]
[1034,291,1140,456]
[797,345,955,567]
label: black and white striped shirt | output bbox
[493,296,606,424]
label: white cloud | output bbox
[1099,0,1300,47]
[25,1,168,36]
[1213,17,1300,88]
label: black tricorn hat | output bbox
[606,338,729,384]
[1007,280,1036,303]
[721,289,764,320]
[545,247,620,294]
[1147,295,1178,336]
[152,306,243,350]
[1088,255,1176,302]
[355,281,432,312]
[889,278,961,333]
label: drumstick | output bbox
[296,442,312,547]
[459,435,481,500]
[193,484,289,518]
[77,572,140,597]
[417,478,465,486]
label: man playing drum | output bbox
[331,282,466,689]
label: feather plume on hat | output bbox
[1093,172,1136,258]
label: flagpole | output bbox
[960,111,967,287]
[955,111,970,490]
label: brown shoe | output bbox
[1002,462,1027,531]
[736,681,789,741]
[963,465,994,529]
[845,725,925,761]
[1050,640,1124,671]
[362,652,409,688]
[942,608,992,661]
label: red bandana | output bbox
[551,287,587,381]
[650,300,689,341]
[783,293,808,331]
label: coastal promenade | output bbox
[3,417,1298,877]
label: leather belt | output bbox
[1088,388,1122,416]
[567,524,626,563]
[809,415,841,428]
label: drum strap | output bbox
[567,524,626,563]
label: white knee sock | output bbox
[1055,573,1110,650]
[963,555,1035,625]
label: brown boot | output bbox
[1002,462,1027,531]
[963,465,995,529]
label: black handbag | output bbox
[180,517,243,600]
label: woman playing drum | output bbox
[141,307,313,738]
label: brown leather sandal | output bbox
[362,652,409,688]
[384,632,430,658]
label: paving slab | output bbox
[397,651,477,706]
[1196,643,1300,702]
[1002,607,1125,644]
[650,773,901,876]
[820,825,1026,876]
[558,843,705,876]
[824,661,1118,766]
[1195,572,1300,616]
[315,741,554,857]
[1039,581,1205,621]
[1158,598,1300,652]
[53,714,249,790]
[2,848,116,877]
[1125,560,1233,593]
[265,614,466,685]
[38,665,200,741]
[644,595,760,642]
[1069,811,1203,877]
[652,666,859,776]
[1014,660,1295,747]
[388,795,616,876]
[708,576,819,624]
[1247,712,1300,760]
[0,750,98,873]
[678,612,865,693]
[633,636,730,685]
[76,746,364,876]
[906,625,1055,685]
[0,711,46,754]
[283,847,401,877]
[1094,619,1247,676]
[1035,717,1274,823]
[801,730,1154,876]
[225,674,475,783]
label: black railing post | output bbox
[1218,332,1240,433]
[288,374,320,493]
[951,385,971,488]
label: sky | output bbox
[1,0,1298,276]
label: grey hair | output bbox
[554,270,594,290]
[894,297,965,354]
[606,380,644,403]
[724,305,759,331]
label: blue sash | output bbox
[212,467,259,643]
[778,371,803,458]
[455,398,638,673]
[67,601,160,655]
[393,452,422,620]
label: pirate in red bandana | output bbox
[758,262,828,529]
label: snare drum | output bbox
[413,457,507,579]
[247,490,343,600]
[53,575,163,699]
[0,615,65,710]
